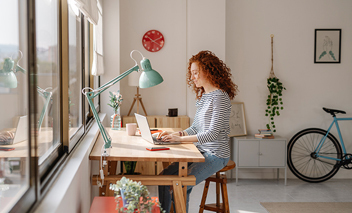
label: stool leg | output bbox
[216,172,221,213]
[199,179,210,213]
[221,175,230,213]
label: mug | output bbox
[126,123,137,136]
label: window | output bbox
[0,1,31,212]
[36,0,62,167]
[0,0,100,212]
[67,2,84,149]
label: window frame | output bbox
[7,0,100,212]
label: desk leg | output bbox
[179,162,188,204]
[173,180,187,213]
[173,162,188,212]
[109,161,117,175]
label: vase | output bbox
[111,113,121,130]
[120,189,129,207]
[124,161,137,174]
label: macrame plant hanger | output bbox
[269,34,276,79]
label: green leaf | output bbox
[329,51,336,61]
[319,51,327,60]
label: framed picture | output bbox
[229,102,247,137]
[314,29,341,63]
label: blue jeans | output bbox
[158,151,229,213]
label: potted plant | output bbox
[110,177,165,213]
[265,34,286,133]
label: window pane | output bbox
[68,3,83,137]
[36,0,60,164]
[84,20,91,124]
[0,1,29,211]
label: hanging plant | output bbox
[265,35,286,133]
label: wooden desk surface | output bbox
[89,128,205,163]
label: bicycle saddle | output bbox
[323,107,346,117]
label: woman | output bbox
[157,50,238,212]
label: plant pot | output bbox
[124,161,137,175]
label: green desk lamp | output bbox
[37,86,53,130]
[0,51,25,88]
[82,50,163,156]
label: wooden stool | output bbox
[199,160,236,213]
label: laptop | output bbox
[0,115,28,145]
[134,113,181,145]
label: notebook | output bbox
[134,113,181,145]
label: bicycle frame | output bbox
[315,117,352,161]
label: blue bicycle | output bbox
[287,107,352,183]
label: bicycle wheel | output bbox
[287,128,342,183]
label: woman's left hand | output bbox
[162,134,182,142]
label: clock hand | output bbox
[145,35,156,42]
[151,40,162,47]
[153,36,163,42]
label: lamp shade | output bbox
[0,58,18,88]
[139,58,163,88]
[0,72,17,88]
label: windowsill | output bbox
[34,113,105,213]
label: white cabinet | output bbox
[233,136,287,185]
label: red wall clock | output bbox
[142,30,165,52]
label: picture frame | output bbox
[229,102,247,137]
[314,29,341,63]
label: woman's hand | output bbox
[161,134,182,142]
[156,131,171,139]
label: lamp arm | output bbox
[37,86,53,130]
[82,65,139,151]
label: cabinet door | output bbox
[259,140,286,167]
[238,140,259,167]
[155,116,190,129]
[122,116,155,127]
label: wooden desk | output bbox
[89,128,205,213]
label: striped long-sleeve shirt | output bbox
[184,89,231,158]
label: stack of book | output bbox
[255,129,274,139]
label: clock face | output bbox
[142,30,165,52]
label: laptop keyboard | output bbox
[152,136,164,142]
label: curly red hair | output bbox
[186,50,238,100]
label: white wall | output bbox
[103,0,352,179]
[118,0,187,118]
[226,0,352,179]
[101,0,120,127]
